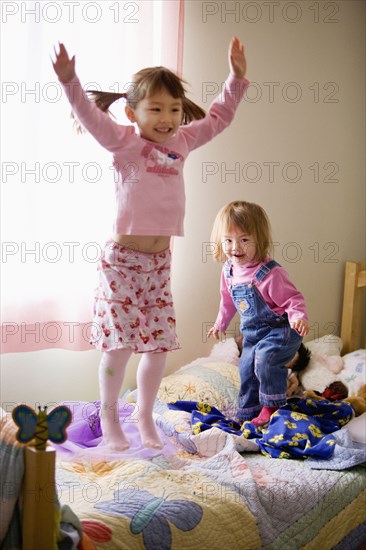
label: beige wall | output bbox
[171,0,365,369]
[1,0,365,408]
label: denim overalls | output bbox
[225,259,303,421]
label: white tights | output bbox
[99,349,167,451]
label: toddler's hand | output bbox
[207,326,222,340]
[286,374,299,397]
[291,319,309,336]
[52,43,75,83]
[228,36,247,79]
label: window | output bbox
[1,0,184,352]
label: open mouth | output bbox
[231,254,245,262]
[155,127,172,134]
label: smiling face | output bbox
[221,226,257,265]
[211,201,272,263]
[125,89,183,143]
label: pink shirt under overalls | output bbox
[215,258,308,332]
[62,74,249,236]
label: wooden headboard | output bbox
[341,261,366,354]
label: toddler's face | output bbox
[126,89,183,143]
[221,226,257,265]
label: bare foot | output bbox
[251,406,278,427]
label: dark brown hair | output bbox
[73,66,206,132]
[290,343,312,372]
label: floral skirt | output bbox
[90,240,180,353]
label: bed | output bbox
[1,260,366,550]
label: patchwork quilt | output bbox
[54,425,366,550]
[2,347,366,549]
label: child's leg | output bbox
[251,329,302,426]
[99,348,132,451]
[135,351,167,449]
[237,339,261,421]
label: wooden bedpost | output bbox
[22,446,57,550]
[11,404,72,550]
[341,261,366,354]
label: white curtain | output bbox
[1,0,184,352]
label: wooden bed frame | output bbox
[22,447,56,550]
[341,261,366,354]
[18,260,366,549]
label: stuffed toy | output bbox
[344,384,366,416]
[304,382,366,417]
[299,352,344,393]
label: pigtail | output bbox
[182,97,206,124]
[71,90,127,134]
[70,67,206,133]
[86,90,127,112]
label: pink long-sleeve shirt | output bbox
[215,259,308,332]
[62,75,249,236]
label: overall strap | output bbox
[254,260,281,282]
[223,260,233,280]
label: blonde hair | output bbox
[210,201,272,262]
[73,66,206,132]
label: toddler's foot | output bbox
[137,413,163,449]
[101,419,130,451]
[251,406,279,427]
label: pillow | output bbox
[299,335,344,392]
[157,361,240,418]
[127,338,241,415]
[180,337,240,370]
[345,412,366,444]
[337,349,366,395]
[305,334,343,356]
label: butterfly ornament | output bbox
[12,404,72,451]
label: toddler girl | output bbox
[208,201,309,426]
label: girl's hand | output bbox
[291,319,310,337]
[52,43,75,83]
[286,374,299,397]
[207,326,223,340]
[228,36,247,79]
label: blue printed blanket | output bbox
[168,397,354,460]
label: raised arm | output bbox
[52,42,76,83]
[180,37,249,151]
[52,43,129,152]
[228,36,247,79]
